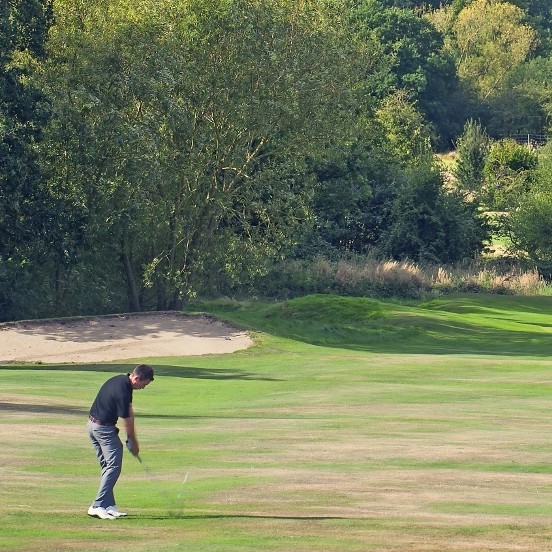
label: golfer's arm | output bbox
[123,405,139,449]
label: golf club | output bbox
[176,471,189,512]
[126,439,188,518]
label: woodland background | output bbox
[3,0,552,321]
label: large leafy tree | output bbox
[430,0,545,137]
[43,0,372,311]
[488,57,552,136]
[349,0,462,146]
[451,0,537,100]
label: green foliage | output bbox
[3,0,552,321]
[382,160,490,263]
[483,139,538,210]
[304,92,482,262]
[307,132,403,256]
[309,99,444,261]
[0,0,56,320]
[482,57,552,137]
[435,0,541,137]
[310,151,375,254]
[506,142,552,270]
[351,0,443,95]
[453,119,490,197]
[350,0,462,146]
[451,0,537,100]
[504,57,552,133]
[521,0,552,55]
[40,0,373,313]
[375,91,433,162]
[507,190,552,270]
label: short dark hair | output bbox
[133,364,154,382]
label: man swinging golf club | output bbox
[87,364,154,520]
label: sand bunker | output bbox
[0,312,253,364]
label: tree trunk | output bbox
[156,279,168,311]
[120,249,141,312]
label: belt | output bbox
[89,415,115,426]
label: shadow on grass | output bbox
[0,401,88,416]
[419,294,552,316]
[0,363,280,381]
[212,294,552,357]
[0,401,278,420]
[231,316,552,356]
[138,513,350,521]
[0,364,281,418]
[335,321,552,356]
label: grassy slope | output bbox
[191,293,552,355]
[2,293,552,552]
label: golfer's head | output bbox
[130,364,154,389]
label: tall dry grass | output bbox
[257,257,549,299]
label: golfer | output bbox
[87,364,154,520]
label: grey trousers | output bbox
[87,420,123,508]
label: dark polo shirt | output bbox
[89,374,133,425]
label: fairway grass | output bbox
[2,294,552,551]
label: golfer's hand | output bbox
[126,438,140,456]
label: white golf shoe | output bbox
[106,506,128,517]
[87,506,116,520]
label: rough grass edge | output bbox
[249,257,551,300]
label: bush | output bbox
[483,139,538,210]
[381,160,490,263]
